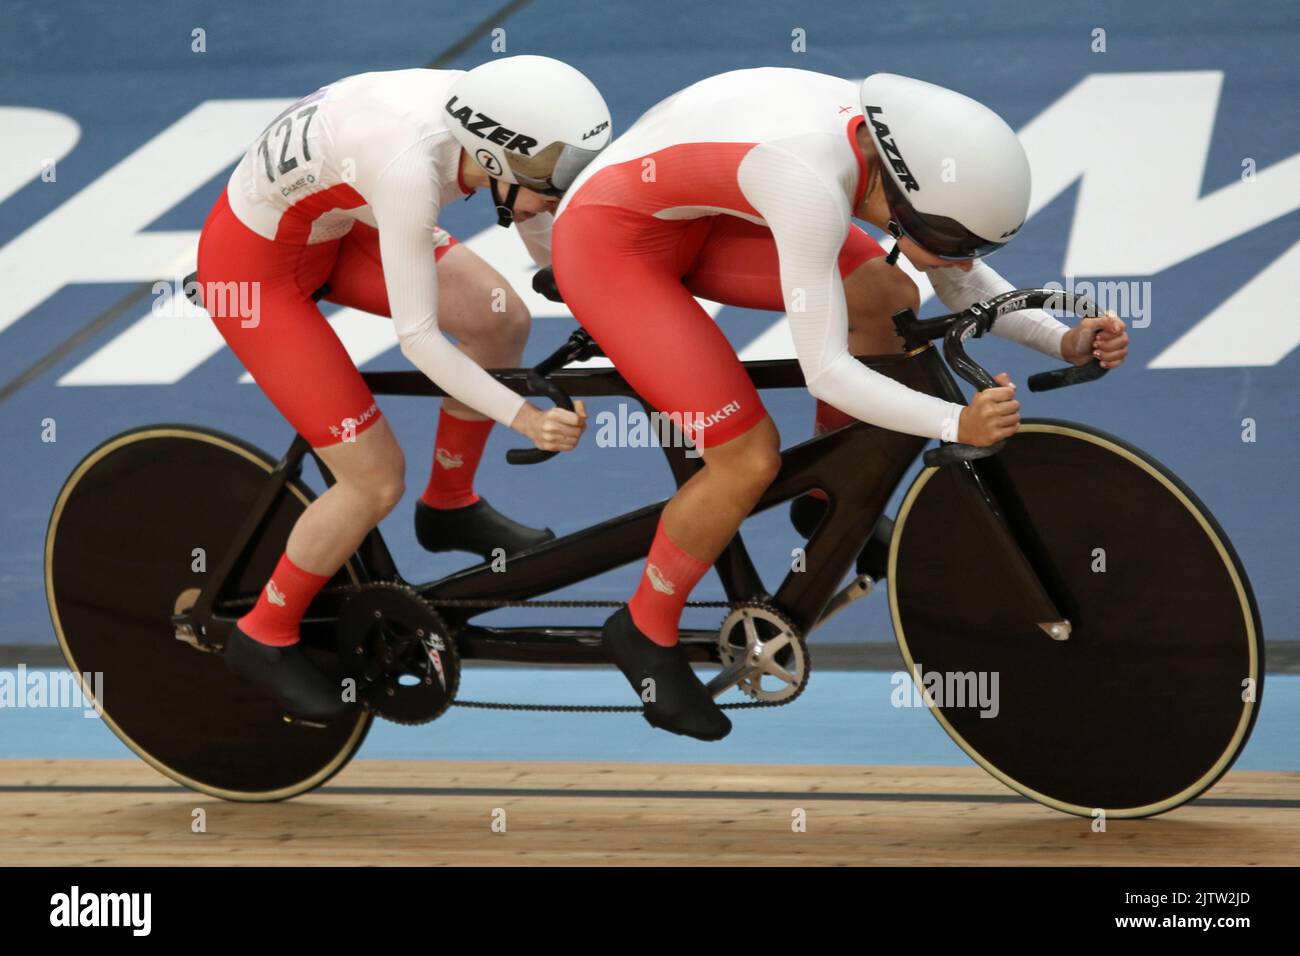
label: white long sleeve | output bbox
[371,145,526,427]
[925,261,1069,360]
[739,140,963,443]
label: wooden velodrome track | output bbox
[1,760,1296,865]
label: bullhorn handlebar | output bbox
[505,268,596,464]
[891,288,1109,467]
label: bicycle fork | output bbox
[956,457,1075,641]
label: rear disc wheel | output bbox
[45,425,372,801]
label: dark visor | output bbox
[508,141,604,197]
[880,173,1007,260]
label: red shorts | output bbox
[195,191,458,447]
[552,184,884,449]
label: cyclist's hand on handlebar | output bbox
[1063,311,1129,369]
[958,372,1020,446]
[513,400,587,452]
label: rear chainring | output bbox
[336,582,459,725]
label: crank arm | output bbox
[706,658,755,698]
[816,574,875,627]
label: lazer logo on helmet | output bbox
[444,96,538,154]
[582,120,610,140]
[864,106,920,193]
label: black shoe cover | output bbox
[415,498,554,560]
[602,606,731,741]
[225,626,354,722]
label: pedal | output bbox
[171,586,220,653]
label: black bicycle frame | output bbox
[381,352,935,663]
[192,294,1096,666]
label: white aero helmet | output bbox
[444,55,612,196]
[859,73,1030,259]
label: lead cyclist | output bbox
[196,56,607,720]
[551,69,1130,741]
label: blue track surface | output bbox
[3,668,1296,768]
[1,1,1297,767]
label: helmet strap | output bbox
[490,179,520,228]
[884,220,903,267]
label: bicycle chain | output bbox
[222,586,797,712]
[219,591,735,611]
[425,594,791,712]
[425,597,734,609]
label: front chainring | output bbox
[336,582,459,725]
[716,601,810,703]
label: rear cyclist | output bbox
[198,56,609,720]
[552,69,1128,741]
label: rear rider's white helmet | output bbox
[859,73,1031,259]
[444,55,612,195]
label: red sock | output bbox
[420,409,494,509]
[810,401,856,500]
[627,520,712,647]
[239,553,331,647]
